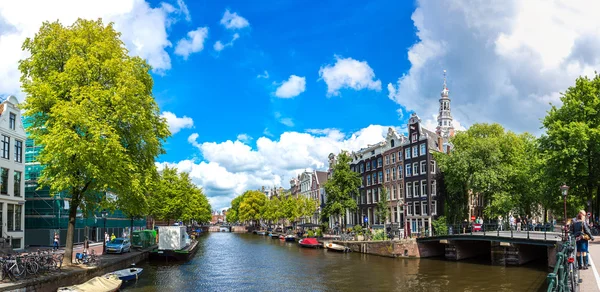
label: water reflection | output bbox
[122,233,547,292]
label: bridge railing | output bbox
[429,223,557,240]
[546,235,576,292]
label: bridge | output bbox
[416,227,563,267]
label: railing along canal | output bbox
[546,235,578,292]
[424,223,559,240]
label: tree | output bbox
[299,196,319,223]
[282,195,300,226]
[19,19,170,264]
[238,190,267,225]
[323,151,362,230]
[375,188,390,226]
[540,73,600,219]
[227,195,245,224]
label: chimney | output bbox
[438,136,443,152]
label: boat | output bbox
[149,226,200,261]
[325,242,351,253]
[104,267,143,281]
[256,230,267,235]
[283,234,296,242]
[269,233,279,239]
[298,237,321,248]
[58,274,122,292]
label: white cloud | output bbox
[213,33,239,52]
[160,111,194,134]
[161,124,392,209]
[275,75,306,98]
[220,9,249,30]
[421,114,467,133]
[257,71,269,79]
[236,134,251,143]
[387,0,600,134]
[175,27,209,59]
[318,56,382,96]
[0,0,190,95]
[279,118,294,127]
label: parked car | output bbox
[106,237,131,254]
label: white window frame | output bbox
[412,146,418,158]
[372,173,377,185]
[432,200,437,215]
[422,202,428,216]
[405,148,411,159]
[413,181,419,197]
[398,183,403,199]
[420,161,426,175]
[420,143,426,156]
[399,166,403,179]
[367,175,371,186]
[411,133,417,142]
[421,180,427,197]
[406,183,412,198]
[391,153,396,164]
[431,161,436,174]
[412,162,418,175]
[392,167,396,180]
[366,162,370,171]
[386,169,390,182]
[360,164,364,173]
[385,155,389,165]
[398,151,403,161]
[431,180,437,196]
[378,171,383,184]
[407,203,413,215]
[377,157,383,168]
[367,190,371,204]
[392,185,396,200]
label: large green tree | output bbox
[540,73,600,219]
[238,190,267,225]
[227,195,245,224]
[323,151,362,229]
[19,19,170,263]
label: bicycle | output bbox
[564,235,580,292]
[75,249,99,266]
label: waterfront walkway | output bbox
[580,241,600,292]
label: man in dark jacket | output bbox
[571,210,595,269]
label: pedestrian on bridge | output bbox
[571,210,595,269]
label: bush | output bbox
[432,216,448,236]
[372,229,387,241]
[353,224,363,235]
[307,230,314,237]
[316,228,323,237]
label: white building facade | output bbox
[0,96,26,249]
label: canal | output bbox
[122,233,548,292]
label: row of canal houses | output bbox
[263,75,458,236]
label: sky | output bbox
[2,0,600,210]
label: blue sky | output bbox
[2,0,600,210]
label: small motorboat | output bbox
[104,267,143,281]
[298,237,321,248]
[284,234,296,242]
[325,242,351,253]
[269,233,279,239]
[256,230,267,236]
[58,274,122,292]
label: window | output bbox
[372,173,377,185]
[391,153,396,164]
[361,192,365,204]
[386,169,390,182]
[14,171,21,197]
[378,171,383,183]
[411,181,417,197]
[415,202,421,216]
[406,183,412,198]
[11,238,20,249]
[360,164,364,173]
[385,155,389,165]
[7,204,13,231]
[392,167,396,180]
[411,133,417,142]
[413,163,418,175]
[431,161,436,174]
[421,180,427,197]
[15,205,21,231]
[367,175,371,186]
[392,185,396,200]
[15,140,22,163]
[1,135,9,159]
[391,139,395,147]
[398,150,403,161]
[432,200,437,215]
[420,143,426,156]
[372,160,377,169]
[398,183,403,199]
[367,190,371,204]
[407,203,413,215]
[377,157,383,168]
[0,168,8,195]
[405,148,411,159]
[412,146,418,158]
[420,161,427,174]
[431,180,437,196]
[399,166,403,179]
[422,202,428,216]
[351,166,355,172]
[406,164,411,177]
[366,162,370,171]
[9,113,15,130]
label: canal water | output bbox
[122,233,548,292]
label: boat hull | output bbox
[299,243,321,248]
[284,237,296,242]
[325,243,351,253]
[149,240,199,261]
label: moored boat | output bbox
[284,234,296,242]
[298,237,321,248]
[269,233,279,239]
[58,274,122,292]
[324,242,351,253]
[150,226,199,261]
[256,230,267,236]
[104,267,143,281]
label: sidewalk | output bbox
[580,241,600,292]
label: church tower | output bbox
[436,70,454,139]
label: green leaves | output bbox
[238,190,267,222]
[323,152,361,225]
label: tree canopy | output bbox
[238,190,267,223]
[322,151,362,228]
[19,19,170,263]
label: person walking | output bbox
[516,216,522,232]
[53,232,59,250]
[110,233,116,241]
[498,215,503,231]
[571,210,594,269]
[83,236,89,255]
[509,215,515,231]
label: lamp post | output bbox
[560,184,569,238]
[101,210,108,253]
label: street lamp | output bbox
[560,184,569,238]
[101,210,108,252]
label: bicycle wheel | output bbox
[10,263,25,280]
[27,261,39,275]
[569,262,579,292]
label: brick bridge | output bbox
[417,231,563,267]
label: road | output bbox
[580,241,600,292]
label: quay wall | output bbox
[2,247,152,292]
[331,239,443,258]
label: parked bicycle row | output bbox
[0,250,63,281]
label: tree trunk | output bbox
[130,217,134,242]
[64,195,80,265]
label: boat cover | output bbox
[58,274,122,292]
[301,238,319,245]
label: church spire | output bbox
[436,70,454,139]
